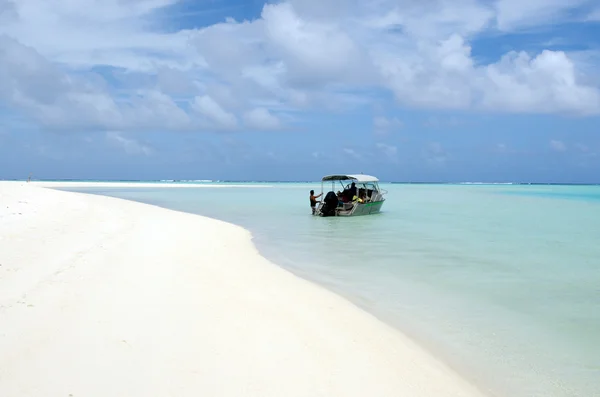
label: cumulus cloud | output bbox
[0,0,599,136]
[243,108,282,130]
[481,50,600,115]
[0,35,198,132]
[262,3,367,87]
[493,0,587,31]
[192,95,238,130]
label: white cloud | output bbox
[493,0,588,31]
[0,35,198,131]
[156,66,202,96]
[367,0,494,40]
[243,108,282,130]
[480,50,600,115]
[0,0,599,136]
[261,3,368,86]
[0,0,192,71]
[192,95,238,130]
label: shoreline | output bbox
[0,181,490,397]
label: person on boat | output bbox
[349,182,357,197]
[340,182,357,202]
[353,192,366,203]
[309,190,322,214]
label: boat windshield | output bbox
[327,180,380,203]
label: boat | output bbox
[312,174,387,217]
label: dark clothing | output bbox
[320,191,339,217]
[341,186,356,201]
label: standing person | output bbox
[309,190,322,214]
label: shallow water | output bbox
[61,183,600,397]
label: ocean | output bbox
[57,182,600,397]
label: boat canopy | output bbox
[321,174,380,183]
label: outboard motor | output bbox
[320,191,339,217]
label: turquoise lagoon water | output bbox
[59,183,600,397]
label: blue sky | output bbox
[1,0,599,182]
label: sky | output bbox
[0,0,599,182]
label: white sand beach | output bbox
[0,181,488,397]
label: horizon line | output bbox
[5,179,600,186]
